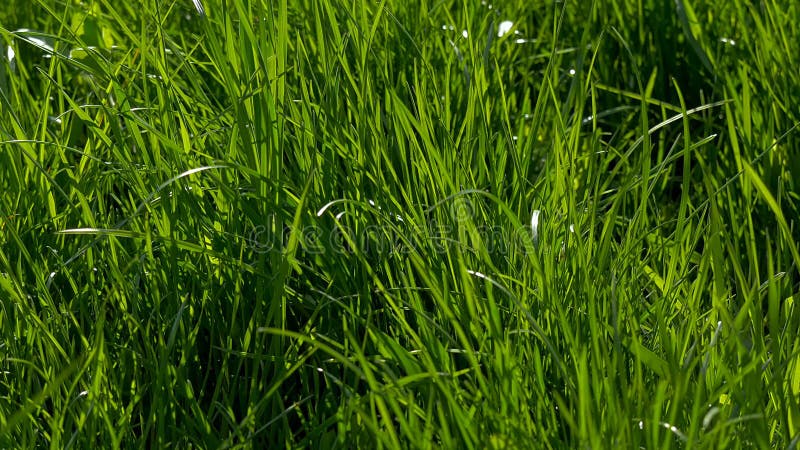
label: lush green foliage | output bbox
[1,0,799,447]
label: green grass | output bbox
[1,0,799,447]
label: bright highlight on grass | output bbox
[191,0,205,17]
[1,0,799,448]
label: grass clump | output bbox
[1,0,799,448]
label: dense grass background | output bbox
[1,0,799,447]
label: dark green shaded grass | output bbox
[1,0,799,448]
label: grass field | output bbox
[1,0,799,448]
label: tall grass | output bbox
[1,0,798,448]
